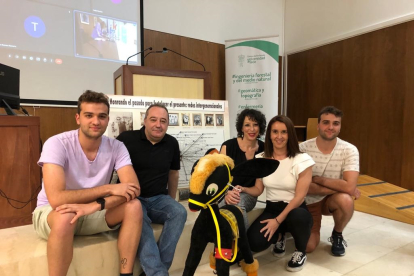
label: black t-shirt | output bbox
[117,127,180,198]
[220,138,264,188]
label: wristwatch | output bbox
[96,198,105,211]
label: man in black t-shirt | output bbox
[117,104,187,276]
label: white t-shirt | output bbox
[256,152,315,202]
[299,137,359,205]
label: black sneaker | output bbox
[272,234,286,257]
[286,250,307,272]
[328,234,347,256]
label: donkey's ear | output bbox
[205,148,219,155]
[232,158,279,179]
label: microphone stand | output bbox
[144,49,167,59]
[163,47,206,71]
[126,47,152,65]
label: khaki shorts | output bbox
[307,196,331,236]
[32,204,120,240]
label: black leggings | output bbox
[247,201,313,253]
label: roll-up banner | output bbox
[225,36,279,138]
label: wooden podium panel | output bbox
[132,75,204,99]
[0,116,41,229]
[114,65,211,99]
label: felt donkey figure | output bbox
[183,149,279,276]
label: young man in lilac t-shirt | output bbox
[33,91,142,276]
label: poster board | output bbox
[106,95,230,188]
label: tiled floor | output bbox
[170,211,414,276]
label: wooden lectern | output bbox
[0,116,41,229]
[113,66,211,99]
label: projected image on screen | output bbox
[0,0,141,102]
[74,11,138,63]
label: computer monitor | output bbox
[0,63,20,115]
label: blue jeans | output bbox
[137,194,187,276]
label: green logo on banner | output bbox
[226,40,279,63]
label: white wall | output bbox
[285,0,414,54]
[144,0,285,54]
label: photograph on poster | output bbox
[182,113,190,126]
[140,112,146,126]
[193,114,202,126]
[169,113,179,126]
[108,112,133,139]
[205,114,214,126]
[216,114,224,126]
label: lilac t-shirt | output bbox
[36,129,132,207]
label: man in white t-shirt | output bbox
[299,106,360,257]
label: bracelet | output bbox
[275,217,280,224]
